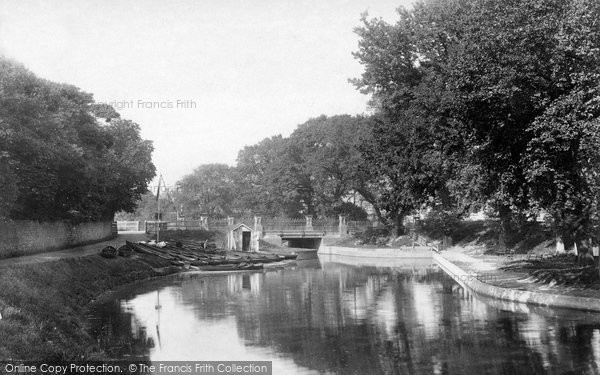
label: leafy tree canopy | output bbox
[0,57,155,222]
[175,164,237,217]
[352,0,600,242]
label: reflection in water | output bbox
[88,258,600,374]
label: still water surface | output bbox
[88,256,600,374]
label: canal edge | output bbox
[318,245,432,258]
[432,252,600,313]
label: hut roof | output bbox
[231,223,253,232]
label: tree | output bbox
[234,116,381,219]
[114,191,172,221]
[352,0,600,246]
[96,119,156,218]
[352,7,461,234]
[0,152,18,219]
[523,0,600,249]
[0,57,155,221]
[289,115,384,220]
[175,164,237,217]
[235,136,312,217]
[89,103,120,122]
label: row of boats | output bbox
[100,239,298,272]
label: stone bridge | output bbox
[141,215,370,252]
[230,215,350,252]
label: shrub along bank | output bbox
[0,253,175,360]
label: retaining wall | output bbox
[433,252,600,312]
[0,220,115,258]
[318,245,432,258]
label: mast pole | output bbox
[157,174,162,242]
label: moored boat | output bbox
[197,262,264,272]
[100,246,118,258]
[118,244,134,257]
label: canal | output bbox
[87,256,600,374]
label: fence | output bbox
[142,216,375,236]
[313,218,339,234]
[116,221,145,232]
[262,218,307,233]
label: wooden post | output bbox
[227,217,235,250]
[253,216,262,252]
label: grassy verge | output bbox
[500,254,600,288]
[0,253,176,360]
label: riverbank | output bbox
[0,233,314,360]
[319,244,431,258]
[0,248,178,360]
[434,248,600,312]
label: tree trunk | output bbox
[395,210,409,236]
[356,187,388,226]
[497,205,512,250]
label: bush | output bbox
[353,227,391,245]
[420,210,462,240]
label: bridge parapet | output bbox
[146,216,373,237]
[272,229,326,239]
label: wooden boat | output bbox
[118,244,134,257]
[227,251,286,263]
[123,240,289,268]
[100,246,118,258]
[190,259,209,266]
[126,241,176,260]
[255,254,285,262]
[197,262,263,272]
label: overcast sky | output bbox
[0,0,413,186]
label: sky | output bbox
[0,0,413,186]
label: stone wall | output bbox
[0,220,115,258]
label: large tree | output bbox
[352,0,600,245]
[522,0,600,247]
[235,135,313,217]
[0,57,155,221]
[289,115,382,220]
[352,5,463,233]
[234,116,379,219]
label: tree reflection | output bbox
[87,300,154,359]
[90,261,600,374]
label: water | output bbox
[88,256,600,374]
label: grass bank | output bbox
[0,253,176,360]
[420,220,554,254]
[422,220,599,288]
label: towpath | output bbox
[0,232,149,267]
[441,246,600,301]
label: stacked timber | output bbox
[123,240,296,271]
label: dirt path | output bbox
[0,232,150,266]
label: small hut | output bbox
[227,223,255,252]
